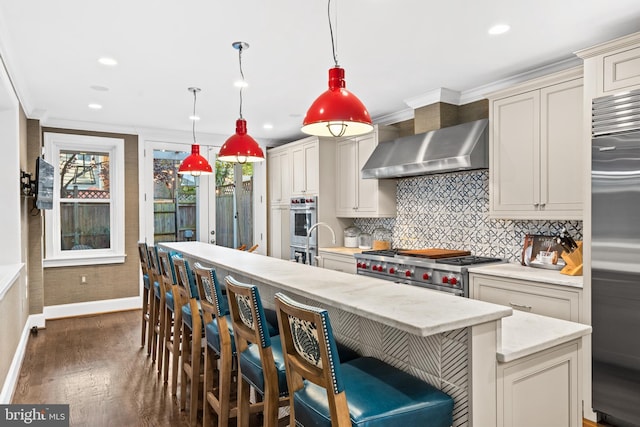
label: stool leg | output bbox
[141,287,149,347]
[189,329,201,427]
[180,322,190,410]
[147,294,156,357]
[217,346,233,427]
[202,345,217,427]
[171,313,181,396]
[236,373,250,427]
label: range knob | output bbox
[372,265,379,272]
[357,262,363,268]
[362,263,368,270]
[377,265,385,272]
[442,276,449,284]
[450,277,458,286]
[306,198,313,203]
[405,270,412,278]
[389,267,396,274]
[422,273,430,280]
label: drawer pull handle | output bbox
[509,302,532,310]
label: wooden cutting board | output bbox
[397,248,471,259]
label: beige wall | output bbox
[40,128,139,306]
[26,119,43,315]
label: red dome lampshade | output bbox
[178,144,213,176]
[218,118,265,163]
[302,67,373,138]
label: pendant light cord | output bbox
[328,0,339,67]
[192,89,198,144]
[238,45,245,119]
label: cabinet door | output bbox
[291,145,306,195]
[603,46,640,94]
[268,151,282,205]
[335,139,358,216]
[268,206,282,258]
[540,79,583,216]
[355,135,378,214]
[303,141,319,195]
[491,91,540,215]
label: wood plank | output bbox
[397,248,471,258]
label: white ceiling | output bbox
[1,0,640,146]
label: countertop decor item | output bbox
[372,226,392,250]
[178,87,213,176]
[301,0,373,138]
[343,225,360,248]
[357,232,372,249]
[218,42,265,163]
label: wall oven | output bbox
[290,196,317,264]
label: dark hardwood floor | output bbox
[12,309,201,427]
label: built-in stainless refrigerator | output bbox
[592,89,640,427]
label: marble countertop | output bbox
[468,262,583,288]
[161,242,512,337]
[318,247,363,256]
[498,311,591,362]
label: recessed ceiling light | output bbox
[234,80,248,88]
[189,115,200,121]
[98,57,118,66]
[263,123,273,130]
[488,24,510,35]
[90,85,110,92]
[88,103,103,110]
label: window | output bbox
[43,133,125,267]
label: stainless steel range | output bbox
[354,249,505,297]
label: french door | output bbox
[143,140,216,245]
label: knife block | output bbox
[560,241,583,276]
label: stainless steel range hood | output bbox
[361,118,489,179]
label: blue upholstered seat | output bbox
[294,357,454,427]
[143,273,150,290]
[274,292,454,427]
[239,338,288,398]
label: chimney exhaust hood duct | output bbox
[361,118,489,179]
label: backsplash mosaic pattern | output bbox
[355,170,583,262]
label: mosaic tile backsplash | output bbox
[355,170,583,262]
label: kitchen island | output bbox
[161,242,590,427]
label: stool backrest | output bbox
[274,292,351,426]
[172,255,198,301]
[137,242,149,275]
[225,276,272,350]
[157,249,178,294]
[146,245,160,287]
[193,263,228,317]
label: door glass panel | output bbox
[215,160,254,248]
[153,149,198,243]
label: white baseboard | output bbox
[29,313,45,329]
[43,296,141,320]
[0,317,31,404]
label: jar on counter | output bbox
[344,225,361,248]
[372,227,392,250]
[358,232,372,249]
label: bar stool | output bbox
[137,242,151,350]
[173,256,202,426]
[146,245,162,362]
[225,276,290,427]
[274,292,455,427]
[157,249,180,394]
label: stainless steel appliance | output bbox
[290,196,318,264]
[591,89,640,427]
[354,249,504,296]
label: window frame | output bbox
[43,133,126,267]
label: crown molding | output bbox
[374,107,414,126]
[404,87,462,109]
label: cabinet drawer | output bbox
[603,46,640,94]
[470,274,581,322]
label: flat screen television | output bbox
[35,157,54,210]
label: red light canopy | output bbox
[218,118,265,163]
[302,67,373,138]
[178,144,213,176]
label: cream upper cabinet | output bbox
[335,126,398,218]
[577,31,640,97]
[291,138,319,196]
[267,148,290,206]
[489,68,583,220]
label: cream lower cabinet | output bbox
[497,341,581,427]
[317,251,356,274]
[489,67,584,220]
[335,126,397,218]
[268,205,290,260]
[470,273,581,322]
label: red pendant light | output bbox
[178,87,213,176]
[302,0,373,138]
[218,42,265,163]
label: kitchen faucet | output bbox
[306,222,336,265]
